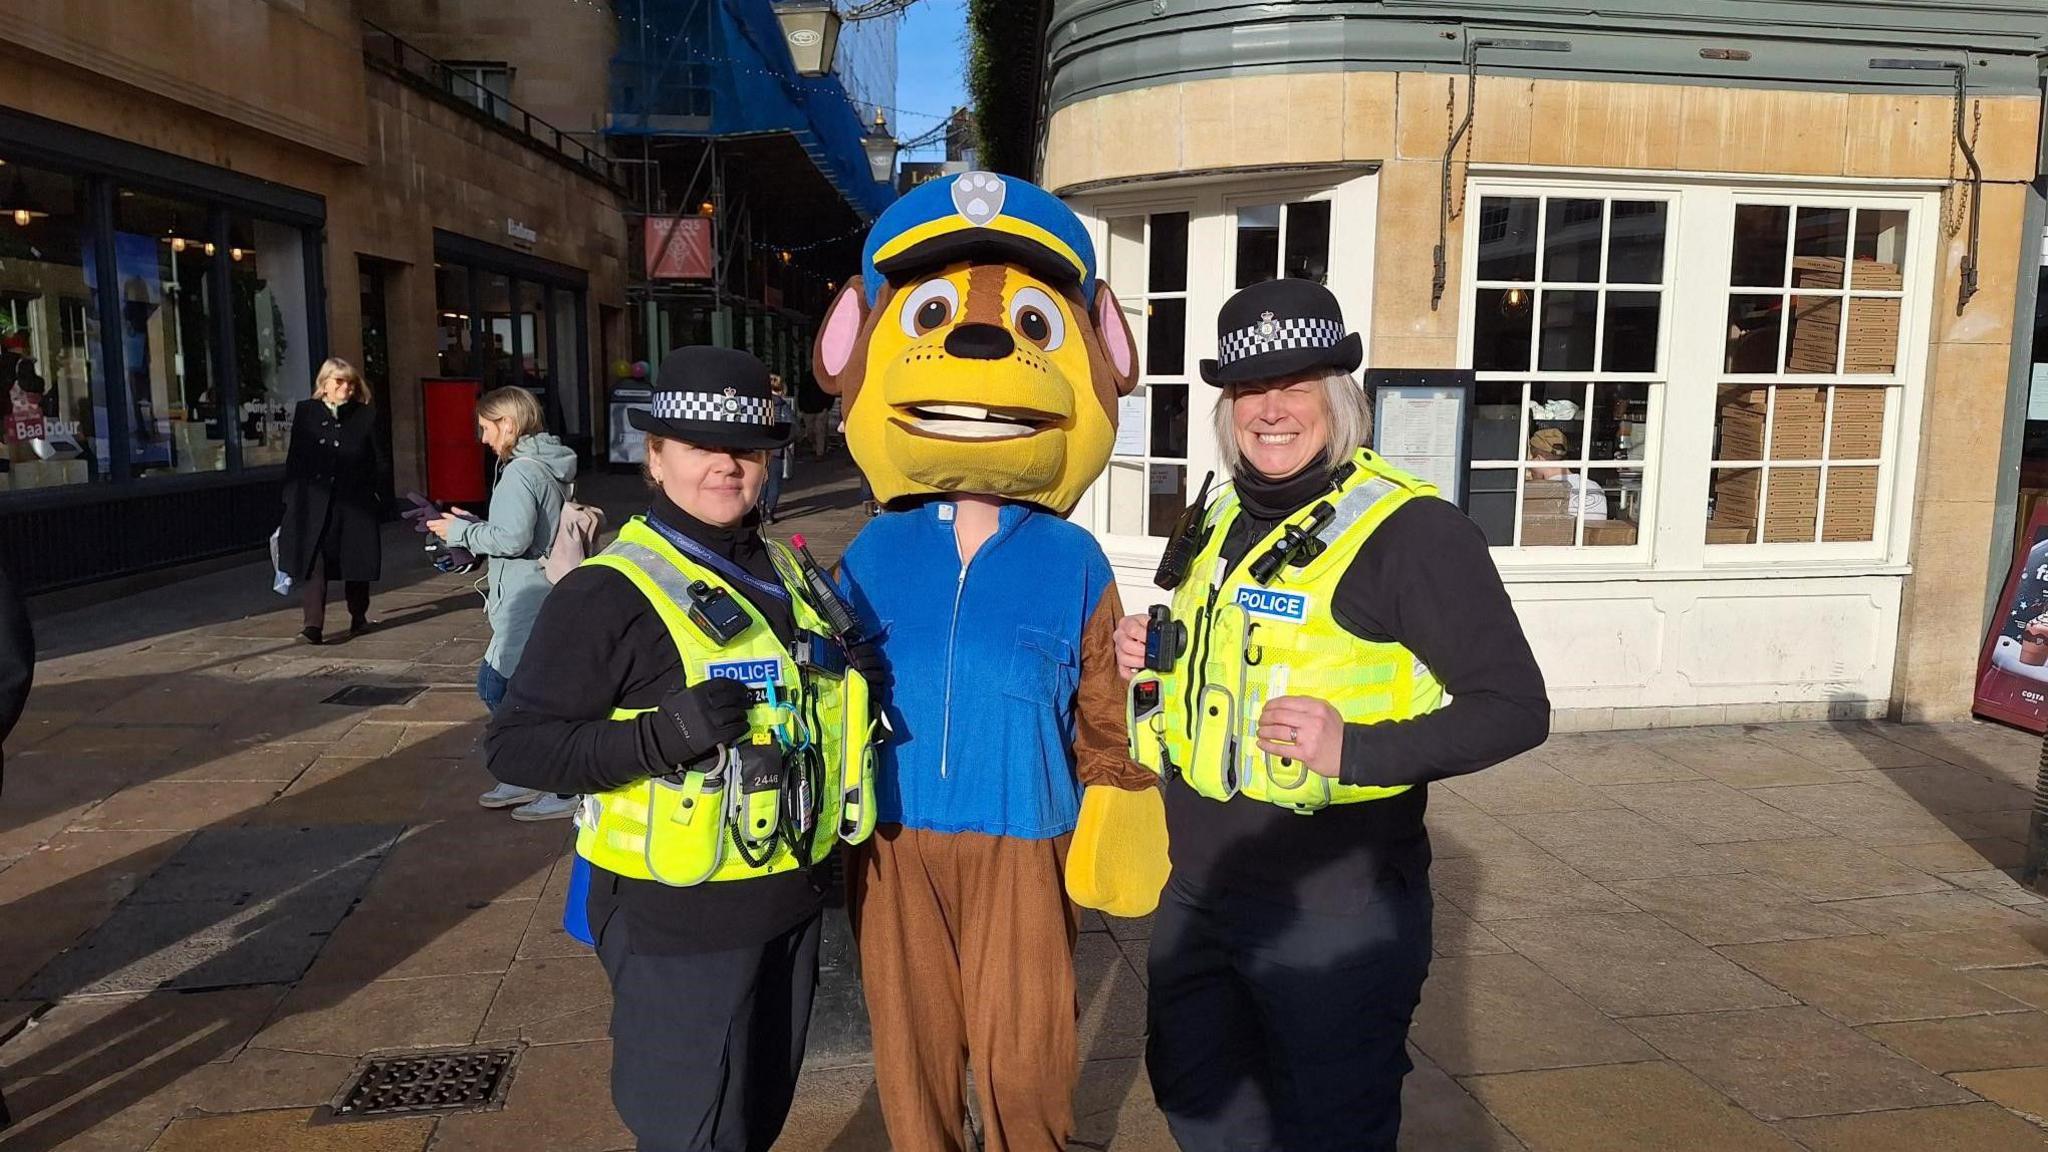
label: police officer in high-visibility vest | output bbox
[486,346,887,1152]
[1111,280,1549,1151]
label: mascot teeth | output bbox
[916,403,993,421]
[905,403,1050,441]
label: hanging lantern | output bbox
[775,2,842,77]
[862,109,899,185]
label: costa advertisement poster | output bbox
[1974,501,2048,733]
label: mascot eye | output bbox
[1008,287,1067,351]
[900,278,961,338]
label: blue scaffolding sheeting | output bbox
[610,0,899,221]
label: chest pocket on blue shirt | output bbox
[1005,625,1076,705]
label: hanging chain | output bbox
[1447,77,1474,222]
[1942,98,1980,239]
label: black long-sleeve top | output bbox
[484,494,824,954]
[1166,460,1550,911]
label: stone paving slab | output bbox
[5,459,2048,1149]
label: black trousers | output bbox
[300,565,369,629]
[1145,872,1433,1152]
[597,911,821,1152]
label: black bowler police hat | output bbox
[1199,278,1364,387]
[629,346,793,451]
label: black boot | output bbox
[299,626,323,646]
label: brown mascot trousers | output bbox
[851,825,1078,1152]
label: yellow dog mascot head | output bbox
[811,172,1169,917]
[810,171,1137,513]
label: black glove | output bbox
[654,677,752,767]
[844,638,892,698]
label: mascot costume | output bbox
[813,171,1169,1152]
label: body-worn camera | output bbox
[1144,604,1186,673]
[687,580,751,645]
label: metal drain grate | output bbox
[322,683,426,708]
[319,1047,519,1122]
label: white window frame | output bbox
[1702,191,1932,566]
[1072,170,1379,572]
[1458,185,1681,562]
[1459,172,1939,578]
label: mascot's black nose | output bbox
[944,323,1015,361]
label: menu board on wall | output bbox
[1974,500,2048,733]
[1367,369,1473,508]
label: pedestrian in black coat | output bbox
[277,358,387,644]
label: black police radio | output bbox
[1153,471,1217,591]
[1143,604,1186,672]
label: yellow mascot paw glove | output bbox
[1066,784,1170,918]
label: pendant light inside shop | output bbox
[2,173,46,227]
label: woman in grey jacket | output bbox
[428,385,580,820]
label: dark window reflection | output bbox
[1537,289,1598,372]
[1476,197,1538,281]
[1148,297,1186,377]
[1794,206,1850,262]
[1606,201,1667,283]
[1732,204,1791,288]
[1602,292,1662,373]
[1236,204,1279,287]
[1473,288,1534,371]
[1149,212,1188,294]
[1726,294,1783,373]
[1284,200,1331,283]
[1150,383,1188,457]
[1542,199,1604,282]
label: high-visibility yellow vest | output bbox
[1128,449,1447,813]
[574,518,877,886]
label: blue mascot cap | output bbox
[861,171,1097,308]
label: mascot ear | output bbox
[814,278,870,395]
[1092,281,1140,396]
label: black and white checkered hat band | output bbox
[648,391,776,427]
[1215,317,1346,365]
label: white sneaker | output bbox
[511,793,582,822]
[479,782,542,809]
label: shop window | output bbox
[552,288,583,434]
[1465,194,1670,549]
[1099,210,1191,538]
[479,271,514,392]
[115,188,223,477]
[228,214,312,468]
[436,264,474,376]
[1708,202,1910,545]
[1234,199,1331,287]
[0,160,100,492]
[517,278,549,394]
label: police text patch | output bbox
[706,658,783,703]
[1235,587,1309,622]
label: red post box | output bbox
[422,377,487,505]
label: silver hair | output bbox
[1212,370,1374,479]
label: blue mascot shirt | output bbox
[839,502,1116,839]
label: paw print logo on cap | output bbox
[952,172,1007,228]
